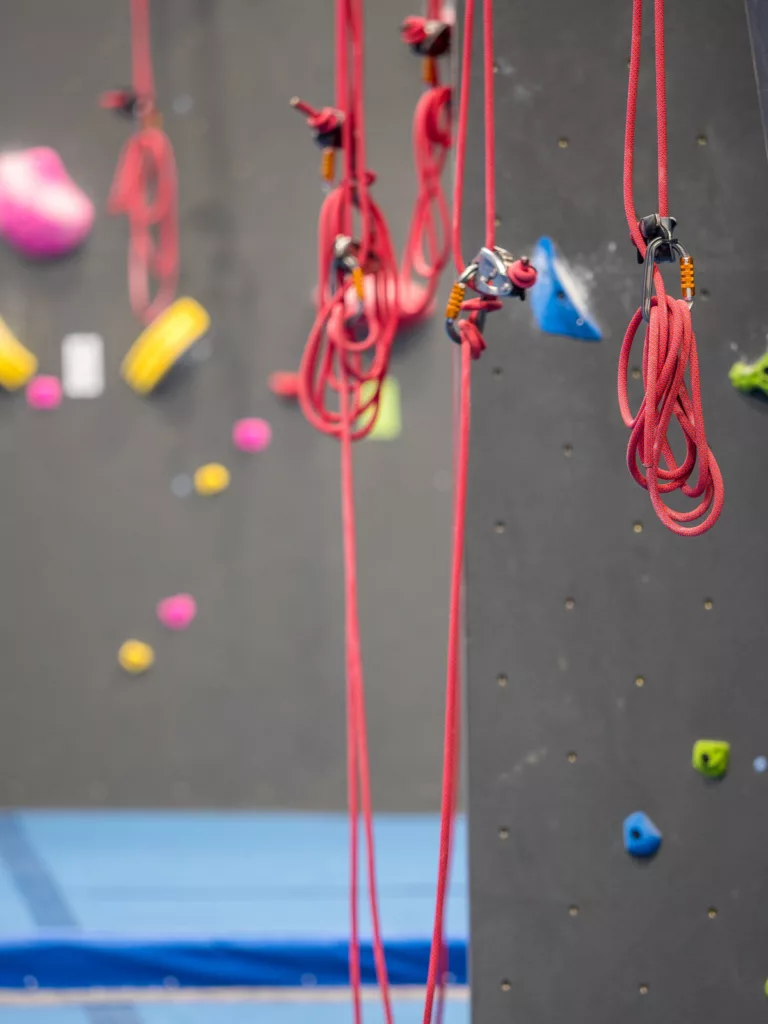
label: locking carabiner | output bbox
[637,214,695,322]
[445,262,479,344]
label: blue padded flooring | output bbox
[0,992,469,1024]
[0,812,467,990]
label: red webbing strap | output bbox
[619,0,723,536]
[104,0,179,325]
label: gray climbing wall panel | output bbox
[464,0,768,1021]
[0,0,453,810]
[747,0,768,152]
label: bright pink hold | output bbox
[156,593,197,631]
[0,148,94,259]
[26,375,62,410]
[232,417,272,453]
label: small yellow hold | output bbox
[0,315,38,391]
[118,639,155,675]
[193,462,230,496]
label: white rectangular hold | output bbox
[61,333,105,398]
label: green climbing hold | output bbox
[729,352,768,395]
[692,739,730,779]
[764,977,768,998]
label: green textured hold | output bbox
[764,978,768,998]
[692,739,730,778]
[729,352,768,395]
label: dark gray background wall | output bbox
[464,0,768,1021]
[0,0,454,811]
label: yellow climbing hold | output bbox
[356,376,402,440]
[193,462,230,496]
[121,297,210,395]
[118,639,155,674]
[0,316,37,391]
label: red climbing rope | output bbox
[399,4,452,320]
[619,0,723,536]
[277,1,400,1020]
[101,0,179,325]
[422,2,535,1021]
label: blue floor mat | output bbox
[0,993,470,1024]
[0,812,467,989]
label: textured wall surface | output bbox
[464,0,768,1020]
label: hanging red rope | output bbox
[275,1,400,1020]
[423,2,536,1021]
[101,0,179,325]
[618,0,723,536]
[399,4,452,322]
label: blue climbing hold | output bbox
[529,237,602,341]
[623,811,662,858]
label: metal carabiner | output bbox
[445,263,478,343]
[641,236,694,322]
[638,214,694,322]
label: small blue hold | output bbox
[754,755,768,774]
[529,237,602,342]
[623,811,662,858]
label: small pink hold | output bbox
[26,375,62,410]
[232,417,272,453]
[156,593,197,631]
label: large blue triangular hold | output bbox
[529,236,602,341]
[623,811,662,858]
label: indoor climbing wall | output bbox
[0,0,453,809]
[464,0,768,1021]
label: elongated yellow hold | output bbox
[193,462,231,496]
[0,316,38,390]
[121,297,210,395]
[118,639,155,674]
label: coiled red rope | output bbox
[423,1,535,1020]
[102,0,179,325]
[399,5,452,321]
[619,0,723,536]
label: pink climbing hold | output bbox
[156,593,197,631]
[232,417,272,453]
[0,148,94,259]
[26,375,62,410]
